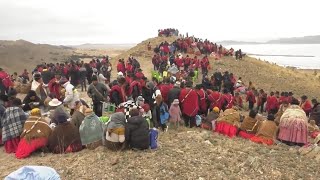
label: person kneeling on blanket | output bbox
[238,110,261,139]
[15,108,52,159]
[250,114,278,146]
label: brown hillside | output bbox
[0,40,73,73]
[113,36,320,99]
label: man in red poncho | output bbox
[300,95,312,117]
[195,85,207,115]
[221,89,233,111]
[200,56,209,75]
[207,88,223,110]
[117,59,126,75]
[159,78,172,105]
[246,88,256,110]
[48,72,63,100]
[0,68,13,94]
[179,81,199,128]
[266,92,279,115]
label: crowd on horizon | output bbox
[0,30,319,162]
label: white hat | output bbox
[155,90,162,97]
[48,98,62,107]
[117,72,124,76]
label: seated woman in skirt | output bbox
[238,110,261,139]
[15,108,52,159]
[79,108,103,150]
[48,112,82,153]
[278,102,308,146]
[104,112,126,151]
[215,108,241,138]
[1,98,28,153]
[251,114,278,145]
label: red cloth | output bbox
[238,131,255,139]
[126,64,133,74]
[196,89,207,113]
[135,72,144,79]
[266,96,279,112]
[233,96,243,108]
[250,136,274,146]
[0,71,13,88]
[4,137,20,153]
[208,91,223,109]
[175,58,183,68]
[128,80,142,95]
[223,94,234,109]
[179,88,199,117]
[117,62,125,74]
[301,100,312,114]
[246,91,256,103]
[160,84,171,104]
[15,138,48,159]
[311,131,320,139]
[48,78,61,100]
[110,85,126,104]
[278,96,287,105]
[215,122,238,138]
[201,123,212,130]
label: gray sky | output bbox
[0,0,319,45]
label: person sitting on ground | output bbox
[201,107,220,130]
[15,108,52,159]
[278,100,308,147]
[125,109,150,150]
[274,100,289,125]
[48,112,82,153]
[71,101,86,130]
[215,107,241,138]
[250,114,278,146]
[22,90,43,112]
[1,98,28,153]
[308,120,319,138]
[104,112,126,151]
[0,94,9,145]
[310,99,320,126]
[169,99,182,129]
[31,73,48,103]
[239,110,261,139]
[300,95,312,117]
[79,108,103,150]
[48,98,70,125]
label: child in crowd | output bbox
[169,99,182,129]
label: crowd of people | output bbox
[0,31,319,160]
[158,28,179,37]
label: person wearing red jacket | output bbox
[246,88,256,110]
[117,59,126,75]
[222,89,233,111]
[175,56,183,69]
[135,69,144,79]
[48,72,62,100]
[200,56,209,75]
[179,81,199,128]
[159,78,172,105]
[300,95,312,116]
[183,55,191,71]
[126,62,134,75]
[266,92,279,115]
[207,89,223,110]
[195,85,207,115]
[128,77,142,101]
[233,92,243,108]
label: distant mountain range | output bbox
[219,35,320,45]
[70,43,135,49]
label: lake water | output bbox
[225,44,320,69]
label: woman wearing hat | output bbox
[1,98,28,153]
[48,98,70,124]
[250,114,278,145]
[15,108,52,159]
[48,112,82,153]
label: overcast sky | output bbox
[0,0,319,45]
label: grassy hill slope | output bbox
[113,36,320,98]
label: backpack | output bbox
[159,103,169,125]
[149,128,158,149]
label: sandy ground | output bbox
[1,128,319,179]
